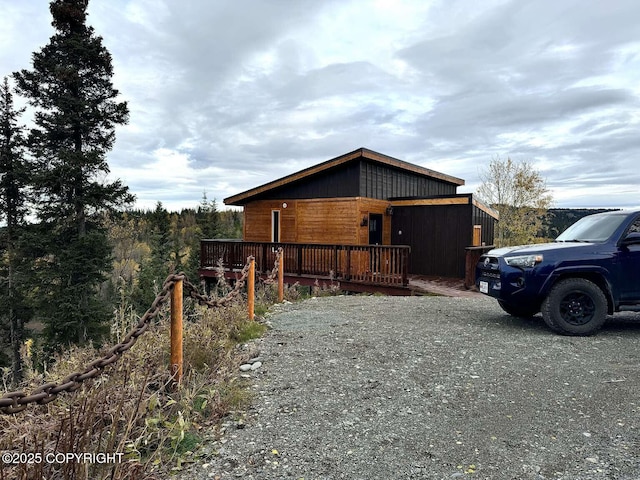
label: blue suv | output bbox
[476,209,640,335]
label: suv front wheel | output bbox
[541,278,608,336]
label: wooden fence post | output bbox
[248,257,255,320]
[170,277,183,384]
[278,249,284,303]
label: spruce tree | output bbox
[14,0,133,347]
[196,192,220,239]
[185,193,220,281]
[133,202,171,314]
[0,77,32,382]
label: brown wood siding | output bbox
[296,198,360,244]
[356,197,392,245]
[243,197,394,246]
[243,200,297,242]
[359,160,458,200]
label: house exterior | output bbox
[391,194,497,277]
[221,147,498,279]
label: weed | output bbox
[232,320,268,344]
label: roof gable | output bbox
[224,147,465,206]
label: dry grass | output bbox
[0,276,340,480]
[0,296,268,480]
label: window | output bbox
[628,215,640,234]
[556,214,628,243]
[271,210,280,242]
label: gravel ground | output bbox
[186,295,640,480]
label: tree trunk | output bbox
[7,240,22,385]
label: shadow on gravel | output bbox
[601,312,640,335]
[487,311,640,336]
[488,313,550,335]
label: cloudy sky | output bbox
[2,0,640,211]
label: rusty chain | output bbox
[261,247,282,285]
[182,259,252,308]
[0,257,254,415]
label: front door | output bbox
[369,213,383,245]
[368,213,383,275]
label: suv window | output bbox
[556,214,628,242]
[627,216,640,234]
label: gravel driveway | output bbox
[188,295,640,480]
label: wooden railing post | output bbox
[402,247,409,286]
[248,257,255,320]
[262,243,268,273]
[200,241,206,270]
[170,277,183,385]
[278,249,284,302]
[345,246,351,281]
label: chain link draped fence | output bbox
[0,249,283,415]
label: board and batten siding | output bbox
[247,161,361,201]
[390,195,497,277]
[238,159,459,204]
[391,203,470,277]
[359,160,458,200]
[471,200,496,247]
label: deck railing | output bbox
[200,240,410,286]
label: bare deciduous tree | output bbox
[477,156,553,247]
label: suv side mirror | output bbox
[621,231,640,247]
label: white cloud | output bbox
[2,0,640,211]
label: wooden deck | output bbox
[199,240,411,295]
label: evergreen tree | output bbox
[196,192,220,239]
[14,0,133,347]
[219,209,243,239]
[133,202,171,313]
[0,77,32,382]
[180,193,220,281]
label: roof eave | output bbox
[224,147,465,206]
